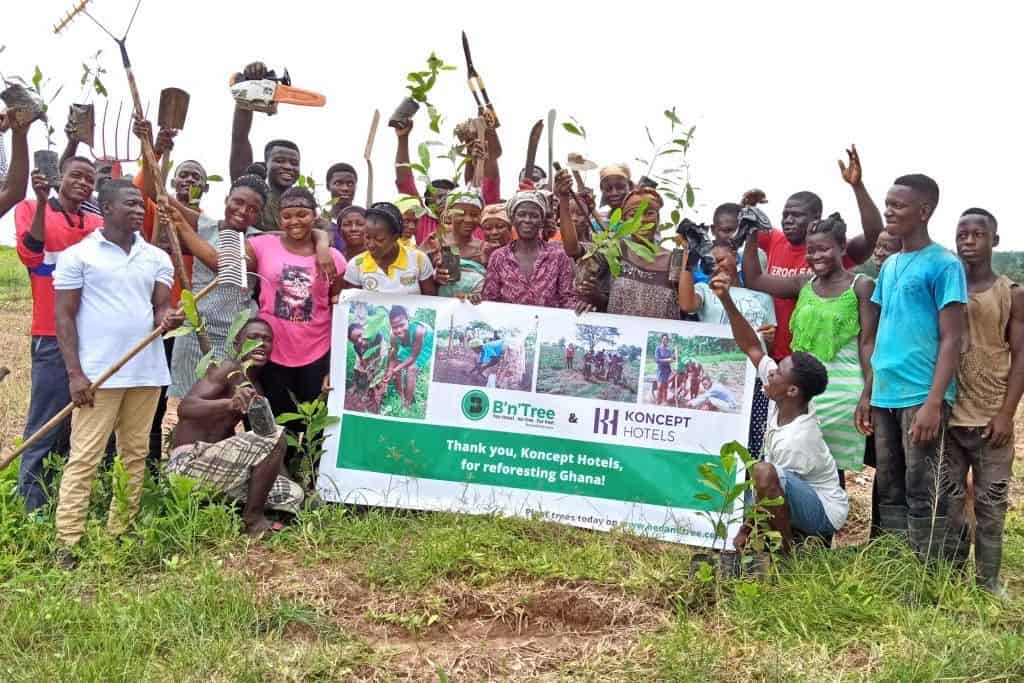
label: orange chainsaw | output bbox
[228,67,325,115]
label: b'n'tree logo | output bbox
[461,390,490,420]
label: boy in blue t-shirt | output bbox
[868,174,967,561]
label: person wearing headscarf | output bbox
[481,202,513,263]
[558,175,681,319]
[481,190,577,309]
[433,188,487,298]
[393,119,498,244]
[598,163,633,214]
[393,194,423,248]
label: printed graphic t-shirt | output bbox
[758,229,855,359]
[249,235,346,367]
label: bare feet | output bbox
[243,516,283,539]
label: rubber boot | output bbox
[909,516,951,565]
[944,522,971,575]
[878,504,909,544]
[974,532,1006,597]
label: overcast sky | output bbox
[2,0,1020,250]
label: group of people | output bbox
[1,59,1018,593]
[577,347,625,385]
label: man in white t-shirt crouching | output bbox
[710,271,849,554]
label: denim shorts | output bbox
[747,465,836,536]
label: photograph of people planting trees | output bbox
[344,302,435,420]
[433,310,537,391]
[0,1,1021,679]
[536,320,642,402]
[641,333,747,412]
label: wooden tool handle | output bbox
[0,278,220,471]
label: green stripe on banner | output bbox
[337,414,727,511]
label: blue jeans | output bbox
[19,336,72,512]
[746,464,836,536]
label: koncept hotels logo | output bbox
[593,408,619,435]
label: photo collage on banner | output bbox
[320,293,757,548]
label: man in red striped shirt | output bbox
[15,156,102,511]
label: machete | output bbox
[524,119,543,186]
[364,109,380,206]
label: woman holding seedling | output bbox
[432,189,488,298]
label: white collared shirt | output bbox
[53,229,174,388]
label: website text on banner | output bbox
[318,292,757,548]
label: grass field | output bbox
[1,280,1024,680]
[0,246,29,302]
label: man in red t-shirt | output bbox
[15,156,102,511]
[746,147,883,359]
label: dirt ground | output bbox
[434,348,532,391]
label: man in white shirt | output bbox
[52,179,182,566]
[710,272,848,554]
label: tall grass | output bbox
[0,246,30,302]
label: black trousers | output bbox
[261,352,331,424]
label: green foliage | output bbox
[277,397,339,491]
[27,65,63,149]
[635,107,697,232]
[404,52,456,133]
[561,115,587,139]
[580,200,657,278]
[78,50,107,99]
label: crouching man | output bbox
[710,271,849,554]
[167,317,303,537]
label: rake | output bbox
[53,0,190,292]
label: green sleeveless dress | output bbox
[789,275,865,471]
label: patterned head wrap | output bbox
[622,186,664,212]
[506,190,548,221]
[599,163,632,181]
[447,187,484,210]
[481,202,511,226]
[393,194,423,217]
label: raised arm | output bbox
[229,62,269,180]
[393,120,418,196]
[839,145,883,264]
[0,118,32,217]
[554,168,582,258]
[677,244,702,314]
[854,276,879,436]
[709,272,764,369]
[986,285,1024,447]
[740,232,805,299]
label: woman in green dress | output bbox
[742,213,879,473]
[385,304,435,410]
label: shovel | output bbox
[157,87,190,131]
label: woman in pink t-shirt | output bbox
[246,187,346,421]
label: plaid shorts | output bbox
[166,429,303,515]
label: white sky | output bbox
[2,0,1021,249]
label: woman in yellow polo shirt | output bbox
[343,202,438,295]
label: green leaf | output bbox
[670,209,681,224]
[237,338,263,359]
[180,290,200,328]
[418,142,431,171]
[224,309,250,351]
[162,325,194,339]
[206,174,223,182]
[31,65,42,92]
[427,104,442,134]
[685,183,696,208]
[644,125,654,146]
[562,122,583,137]
[664,108,682,126]
[693,492,714,502]
[623,239,656,262]
[93,77,107,97]
[275,412,305,424]
[195,350,215,379]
